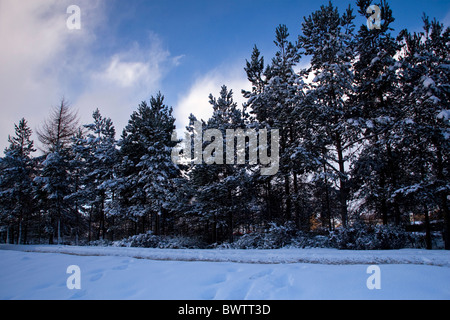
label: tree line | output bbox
[0,1,448,249]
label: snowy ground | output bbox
[1,245,449,300]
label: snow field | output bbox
[0,246,449,300]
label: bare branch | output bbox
[36,98,80,153]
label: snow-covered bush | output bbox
[157,236,207,249]
[289,233,331,248]
[90,224,431,250]
[262,222,296,248]
[222,222,297,249]
[112,231,207,249]
[329,224,411,250]
[218,223,416,250]
[229,232,266,249]
[88,239,112,247]
[129,232,161,248]
[407,232,445,249]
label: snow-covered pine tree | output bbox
[117,93,180,236]
[34,99,80,244]
[244,24,313,228]
[242,46,281,226]
[34,146,72,244]
[137,94,180,235]
[298,2,357,227]
[396,16,450,249]
[351,0,404,225]
[70,109,118,241]
[244,45,266,98]
[0,118,36,244]
[267,24,303,226]
[67,128,88,244]
[186,85,256,243]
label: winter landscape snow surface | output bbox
[0,245,449,300]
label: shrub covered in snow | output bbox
[329,223,413,250]
[290,233,331,248]
[112,232,207,249]
[88,239,113,247]
[219,222,298,249]
[87,223,437,250]
[218,223,424,250]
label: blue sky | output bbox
[0,0,449,152]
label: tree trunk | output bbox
[88,209,92,242]
[379,171,388,225]
[322,158,333,231]
[17,219,22,245]
[228,189,234,243]
[212,214,217,243]
[6,225,10,244]
[284,174,291,223]
[443,199,450,250]
[57,218,61,245]
[100,198,106,240]
[155,213,160,236]
[386,142,401,225]
[424,205,432,250]
[335,135,348,227]
[293,173,300,229]
[267,179,271,222]
[435,142,450,250]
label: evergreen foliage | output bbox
[0,1,448,249]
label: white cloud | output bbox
[0,0,180,152]
[173,57,313,134]
[0,0,104,152]
[173,63,251,132]
[74,33,182,139]
[92,33,178,89]
[101,57,151,88]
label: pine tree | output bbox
[116,93,180,236]
[186,85,257,243]
[396,16,450,249]
[34,148,75,244]
[70,109,118,241]
[351,0,404,225]
[34,99,80,244]
[298,2,357,227]
[244,24,310,228]
[66,128,88,244]
[0,118,36,243]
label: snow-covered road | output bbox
[1,245,449,300]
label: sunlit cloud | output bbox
[174,63,251,132]
[0,0,181,152]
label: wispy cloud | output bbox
[92,32,181,89]
[100,57,152,88]
[75,32,183,139]
[0,0,103,151]
[0,0,181,152]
